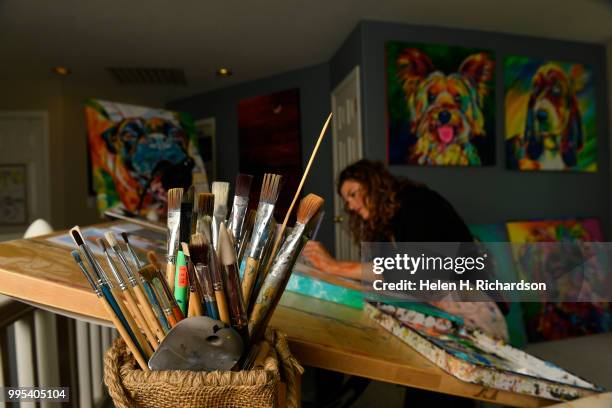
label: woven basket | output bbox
[104,329,303,408]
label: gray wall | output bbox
[353,21,610,236]
[167,63,336,250]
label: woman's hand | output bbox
[302,241,337,272]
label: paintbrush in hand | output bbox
[240,173,282,306]
[165,188,183,293]
[211,181,229,249]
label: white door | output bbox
[0,112,51,240]
[331,67,363,261]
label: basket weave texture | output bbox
[104,329,303,408]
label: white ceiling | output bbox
[1,0,611,99]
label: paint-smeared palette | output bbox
[366,302,603,401]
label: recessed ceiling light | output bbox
[51,66,71,76]
[216,67,232,78]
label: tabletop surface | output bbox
[0,225,554,407]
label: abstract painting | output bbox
[85,99,206,219]
[506,219,610,342]
[238,89,302,219]
[505,56,597,171]
[386,42,495,166]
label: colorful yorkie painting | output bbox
[505,56,597,171]
[386,42,495,166]
[85,99,206,219]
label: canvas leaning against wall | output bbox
[505,56,597,172]
[85,99,206,220]
[386,41,495,166]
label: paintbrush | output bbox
[262,113,332,276]
[195,192,214,244]
[190,233,229,323]
[165,187,183,293]
[97,238,158,349]
[71,250,149,371]
[189,234,220,320]
[180,185,194,244]
[107,232,167,340]
[192,172,210,194]
[227,173,253,252]
[120,232,143,269]
[69,227,151,359]
[237,209,257,268]
[211,181,229,249]
[139,265,179,328]
[218,223,249,342]
[147,251,162,270]
[181,242,204,317]
[249,194,324,344]
[173,250,189,316]
[240,173,282,306]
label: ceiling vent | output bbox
[106,67,187,86]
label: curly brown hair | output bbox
[338,160,411,243]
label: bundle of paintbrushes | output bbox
[70,113,331,372]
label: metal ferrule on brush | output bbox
[103,249,128,291]
[112,246,138,287]
[229,196,249,248]
[166,209,181,263]
[80,244,113,288]
[265,223,306,285]
[247,202,275,260]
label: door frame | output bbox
[0,111,52,227]
[330,66,363,259]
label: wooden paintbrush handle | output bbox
[110,288,154,359]
[241,257,259,305]
[172,305,184,322]
[166,262,176,293]
[100,297,149,372]
[165,310,178,327]
[133,285,166,343]
[188,291,203,317]
[215,290,230,324]
[122,288,158,349]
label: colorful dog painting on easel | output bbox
[505,56,597,172]
[386,42,495,166]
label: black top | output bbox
[385,184,473,243]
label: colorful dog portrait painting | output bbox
[85,99,206,219]
[386,42,495,166]
[506,219,610,342]
[505,56,597,171]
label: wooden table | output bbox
[0,227,554,407]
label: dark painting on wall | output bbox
[386,42,496,166]
[238,88,302,219]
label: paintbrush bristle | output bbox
[235,173,253,198]
[146,251,161,270]
[218,223,236,266]
[212,182,229,209]
[296,194,324,225]
[138,265,158,282]
[120,232,130,244]
[97,238,108,252]
[167,188,183,211]
[259,173,282,204]
[188,233,208,265]
[104,232,119,248]
[70,226,84,246]
[195,192,214,216]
